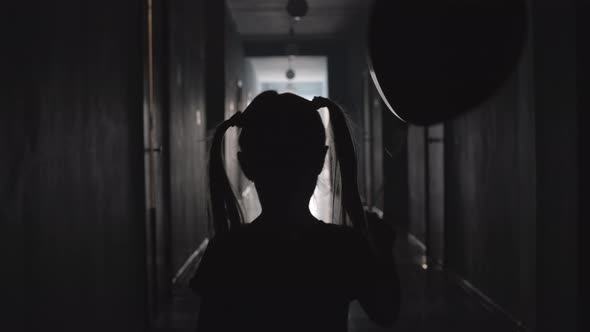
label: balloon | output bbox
[368,0,527,125]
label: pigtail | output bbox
[314,97,368,236]
[208,112,244,237]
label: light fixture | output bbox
[286,0,308,20]
[286,68,295,80]
[285,1,305,81]
[286,56,295,80]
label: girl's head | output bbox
[209,90,365,236]
[238,91,328,203]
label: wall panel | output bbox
[444,30,536,327]
[3,1,148,331]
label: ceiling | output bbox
[226,0,373,38]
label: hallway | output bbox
[3,0,582,332]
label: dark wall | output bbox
[204,0,230,133]
[425,0,577,329]
[166,0,209,276]
[343,21,371,204]
[343,12,407,224]
[222,6,252,224]
[426,125,445,263]
[532,0,578,331]
[165,0,248,271]
[382,114,409,234]
[407,125,427,244]
[404,0,539,326]
[3,1,147,331]
[2,4,33,329]
[164,0,248,269]
[444,42,536,326]
[578,2,587,330]
[407,123,445,260]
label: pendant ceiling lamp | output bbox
[285,0,305,81]
[286,0,308,20]
[286,56,295,80]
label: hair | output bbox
[208,90,367,238]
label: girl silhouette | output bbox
[190,91,400,332]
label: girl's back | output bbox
[191,218,379,332]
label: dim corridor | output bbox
[160,235,516,332]
[4,0,582,331]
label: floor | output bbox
[156,236,515,332]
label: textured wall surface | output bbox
[385,1,579,330]
[578,3,587,331]
[166,0,247,273]
[405,2,538,327]
[382,112,409,234]
[3,1,148,331]
[427,125,445,263]
[407,125,426,244]
[444,2,578,329]
[532,1,578,330]
[223,5,247,219]
[166,0,210,275]
[444,48,536,325]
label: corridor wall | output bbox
[166,0,251,274]
[3,1,148,331]
[405,1,579,330]
[166,0,209,278]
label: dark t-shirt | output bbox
[190,218,396,332]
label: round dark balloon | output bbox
[368,0,527,125]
